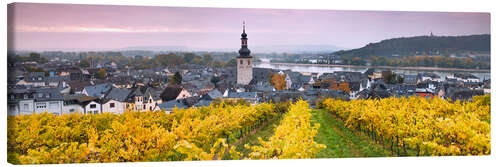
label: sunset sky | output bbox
[8,3,490,51]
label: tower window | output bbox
[248,60,251,65]
[240,60,243,65]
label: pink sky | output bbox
[8,3,490,51]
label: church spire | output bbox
[238,21,251,58]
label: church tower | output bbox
[237,21,253,85]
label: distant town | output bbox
[7,24,490,116]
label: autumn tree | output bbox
[96,68,107,79]
[326,79,350,93]
[270,73,287,90]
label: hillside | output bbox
[334,34,490,58]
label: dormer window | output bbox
[24,94,28,99]
[38,93,43,98]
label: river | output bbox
[255,58,490,80]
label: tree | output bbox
[210,76,221,86]
[154,53,184,66]
[28,52,48,63]
[79,59,90,68]
[328,80,350,93]
[96,68,107,79]
[24,65,49,77]
[382,72,402,84]
[270,73,287,90]
[183,53,196,63]
[226,59,237,67]
[29,53,40,61]
[170,72,182,85]
[202,54,213,65]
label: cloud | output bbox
[14,26,206,33]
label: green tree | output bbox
[154,53,184,66]
[170,72,182,85]
[202,54,213,65]
[226,59,237,67]
[210,76,221,86]
[79,59,90,68]
[28,52,48,63]
[29,53,40,61]
[96,68,107,79]
[24,65,49,77]
[183,53,196,63]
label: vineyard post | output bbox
[390,137,393,155]
[416,144,420,156]
[396,136,400,156]
[402,140,407,156]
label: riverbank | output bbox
[266,62,490,73]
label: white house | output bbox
[447,73,481,83]
[102,87,132,113]
[83,100,101,114]
[102,99,127,114]
[32,88,64,115]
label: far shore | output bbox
[264,62,491,73]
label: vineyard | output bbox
[7,100,324,164]
[319,94,490,156]
[7,95,491,164]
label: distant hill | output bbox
[334,34,490,58]
[120,44,346,54]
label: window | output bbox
[24,94,28,99]
[149,99,152,103]
[94,111,98,114]
[36,103,46,109]
[10,95,14,99]
[24,104,29,110]
[110,103,115,108]
[90,104,96,109]
[248,60,251,65]
[38,93,43,98]
[69,109,75,113]
[143,105,146,109]
[240,60,243,65]
[150,106,152,111]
